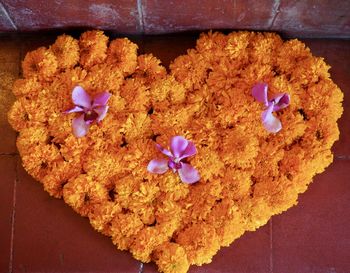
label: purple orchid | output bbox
[65,86,111,137]
[147,136,200,184]
[252,83,290,133]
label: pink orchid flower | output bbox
[65,86,111,137]
[147,136,200,184]
[252,83,290,133]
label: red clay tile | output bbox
[143,0,276,34]
[2,0,140,33]
[143,223,271,273]
[271,0,350,38]
[0,38,21,63]
[272,159,350,273]
[0,155,16,273]
[12,160,139,273]
[301,39,350,157]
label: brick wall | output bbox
[0,0,349,37]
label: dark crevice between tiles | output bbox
[138,262,144,273]
[335,155,350,160]
[8,156,19,273]
[269,219,274,273]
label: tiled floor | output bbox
[0,32,349,273]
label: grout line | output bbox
[8,156,18,273]
[269,219,273,273]
[0,153,18,156]
[0,1,17,30]
[335,155,350,160]
[138,262,144,273]
[137,0,145,34]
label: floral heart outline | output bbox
[8,30,343,273]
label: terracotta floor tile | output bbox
[12,160,140,273]
[0,155,16,273]
[143,223,271,273]
[272,159,350,273]
[302,39,350,157]
[0,62,18,154]
[0,37,21,63]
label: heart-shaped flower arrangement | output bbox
[8,30,343,273]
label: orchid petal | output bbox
[252,83,269,107]
[72,86,92,109]
[72,114,90,137]
[93,92,111,107]
[64,106,84,114]
[170,136,189,158]
[261,104,282,133]
[178,163,200,184]
[94,105,109,122]
[156,144,173,158]
[147,159,169,174]
[272,93,290,111]
[179,141,197,160]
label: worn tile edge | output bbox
[8,155,18,273]
[137,0,144,33]
[0,2,17,30]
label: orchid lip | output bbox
[168,160,182,170]
[84,110,99,122]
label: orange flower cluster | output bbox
[8,30,343,273]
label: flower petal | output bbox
[72,114,90,137]
[72,86,92,109]
[252,83,269,107]
[261,104,282,133]
[147,159,169,174]
[94,105,109,122]
[64,105,84,114]
[178,163,200,184]
[170,136,189,158]
[179,141,197,160]
[272,93,290,111]
[156,144,173,158]
[93,92,111,107]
